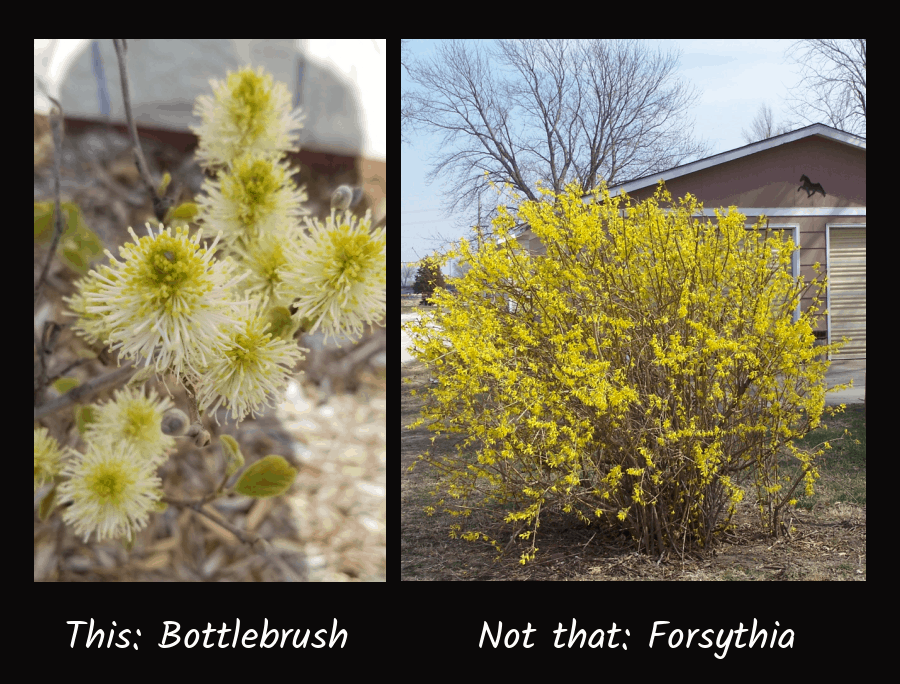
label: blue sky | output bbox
[402,39,819,275]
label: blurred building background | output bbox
[34,39,385,221]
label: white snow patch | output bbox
[401,312,452,365]
[401,313,419,364]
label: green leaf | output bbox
[34,201,104,275]
[233,455,297,499]
[149,499,169,513]
[126,364,157,390]
[75,404,97,435]
[38,483,58,521]
[119,533,136,553]
[164,202,200,227]
[264,305,300,340]
[34,201,55,242]
[52,376,80,395]
[219,434,246,476]
[157,171,172,198]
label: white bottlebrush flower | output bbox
[226,228,301,308]
[34,427,65,492]
[195,150,308,253]
[63,263,121,346]
[190,65,304,169]
[195,300,306,424]
[58,441,164,543]
[278,209,386,343]
[84,386,176,466]
[83,223,247,381]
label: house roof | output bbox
[594,123,865,198]
[505,123,865,238]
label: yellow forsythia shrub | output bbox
[404,180,850,564]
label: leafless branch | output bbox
[34,97,66,310]
[782,39,866,137]
[740,102,794,144]
[404,39,712,239]
[33,97,69,410]
[33,360,136,422]
[112,39,172,222]
[162,498,302,581]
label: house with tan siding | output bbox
[509,123,866,362]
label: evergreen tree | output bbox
[413,257,447,304]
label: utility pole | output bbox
[475,196,484,248]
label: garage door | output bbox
[829,226,866,359]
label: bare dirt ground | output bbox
[402,359,866,581]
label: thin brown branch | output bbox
[164,498,259,545]
[162,498,301,581]
[33,360,136,422]
[112,39,172,223]
[34,97,66,309]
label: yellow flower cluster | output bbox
[404,180,850,564]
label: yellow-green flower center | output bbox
[226,69,274,142]
[123,403,158,442]
[87,464,132,504]
[224,156,283,229]
[226,321,271,371]
[129,232,212,316]
[328,225,383,289]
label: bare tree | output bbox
[450,257,471,279]
[401,261,417,287]
[741,102,794,144]
[783,39,866,137]
[404,39,712,236]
